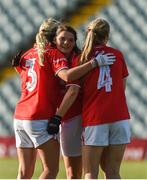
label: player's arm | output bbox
[56,85,80,117]
[11,50,24,73]
[11,50,24,67]
[47,85,80,135]
[57,53,116,82]
[57,60,95,82]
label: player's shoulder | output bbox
[106,46,123,57]
[47,47,63,56]
[23,46,37,58]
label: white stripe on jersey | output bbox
[53,58,67,63]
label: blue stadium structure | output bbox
[0,0,147,138]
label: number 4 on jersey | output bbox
[97,66,112,92]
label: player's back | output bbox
[14,46,61,120]
[82,45,130,127]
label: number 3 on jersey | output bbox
[97,66,112,92]
[25,58,37,92]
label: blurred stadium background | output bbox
[0,0,147,177]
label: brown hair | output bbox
[79,18,110,64]
[56,24,81,55]
[36,18,59,66]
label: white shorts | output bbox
[82,120,131,146]
[60,115,82,157]
[14,119,59,148]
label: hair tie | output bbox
[88,28,93,32]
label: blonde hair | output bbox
[36,18,59,66]
[79,18,110,65]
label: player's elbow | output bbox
[62,76,68,83]
[57,69,70,82]
[61,74,72,83]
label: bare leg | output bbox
[37,138,60,179]
[82,145,104,179]
[99,150,106,179]
[100,144,126,179]
[17,148,37,179]
[63,155,82,179]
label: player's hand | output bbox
[11,50,24,67]
[95,51,116,66]
[47,115,61,134]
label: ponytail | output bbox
[79,29,95,65]
[79,18,110,65]
[36,18,59,66]
[36,31,48,66]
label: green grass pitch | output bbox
[0,158,147,179]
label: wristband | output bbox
[90,59,98,68]
[55,115,62,120]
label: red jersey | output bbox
[82,45,130,127]
[58,53,82,121]
[14,45,68,120]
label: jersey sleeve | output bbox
[120,52,129,78]
[50,49,69,75]
[15,66,22,73]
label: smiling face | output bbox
[55,29,76,56]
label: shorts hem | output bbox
[110,141,131,145]
[35,136,53,148]
[84,143,108,146]
[16,145,34,148]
